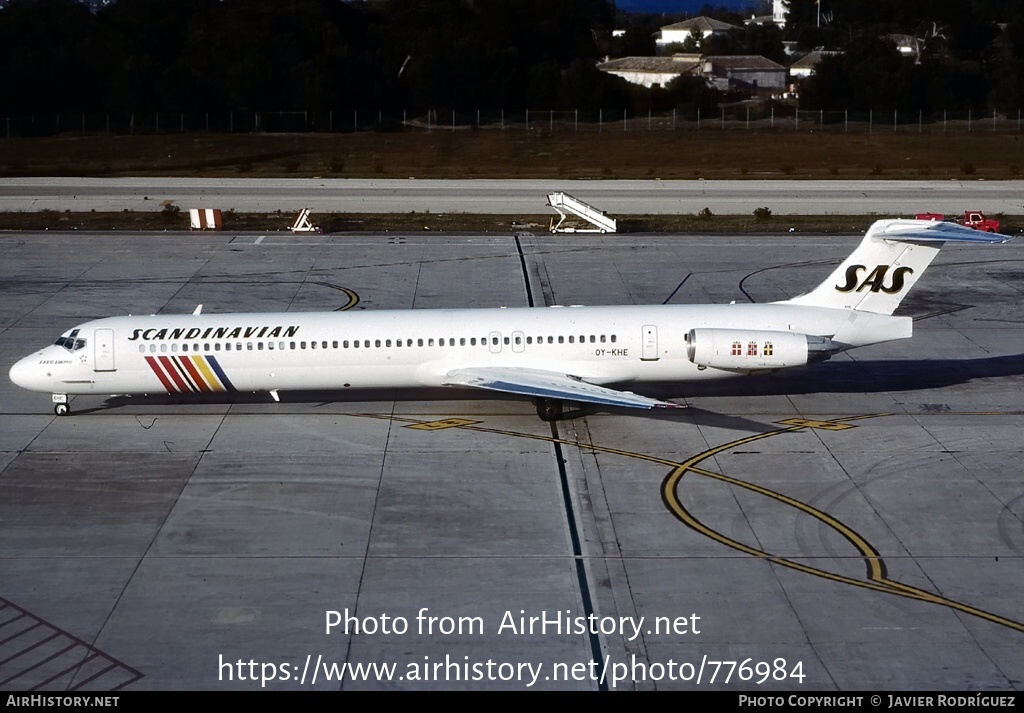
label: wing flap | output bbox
[444,367,684,411]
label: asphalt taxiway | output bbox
[1,229,1022,690]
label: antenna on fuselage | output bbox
[193,304,203,315]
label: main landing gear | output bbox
[535,398,563,422]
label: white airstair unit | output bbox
[546,192,617,234]
[290,208,320,233]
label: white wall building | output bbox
[597,55,702,89]
[789,50,841,79]
[701,55,788,92]
[656,17,738,49]
[774,0,787,27]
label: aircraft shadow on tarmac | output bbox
[91,353,1024,425]
[648,352,1024,399]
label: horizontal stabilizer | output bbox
[869,218,1010,244]
[444,367,684,411]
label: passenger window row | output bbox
[136,333,618,354]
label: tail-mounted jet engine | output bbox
[686,328,837,372]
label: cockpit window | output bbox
[54,329,86,351]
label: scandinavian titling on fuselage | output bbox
[8,219,1009,419]
[128,324,302,342]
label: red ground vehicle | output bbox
[914,211,1001,233]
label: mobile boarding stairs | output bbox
[546,192,617,234]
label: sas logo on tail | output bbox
[836,265,914,294]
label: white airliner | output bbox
[9,219,1009,421]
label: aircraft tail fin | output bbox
[783,219,1008,315]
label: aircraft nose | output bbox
[9,355,43,391]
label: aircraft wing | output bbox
[443,367,685,411]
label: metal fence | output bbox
[3,108,1022,138]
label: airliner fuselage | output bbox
[8,219,1009,419]
[10,302,874,396]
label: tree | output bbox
[0,0,99,114]
[664,74,718,119]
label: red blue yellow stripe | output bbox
[144,355,236,393]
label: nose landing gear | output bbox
[52,394,69,416]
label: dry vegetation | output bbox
[0,210,890,235]
[3,126,1024,180]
